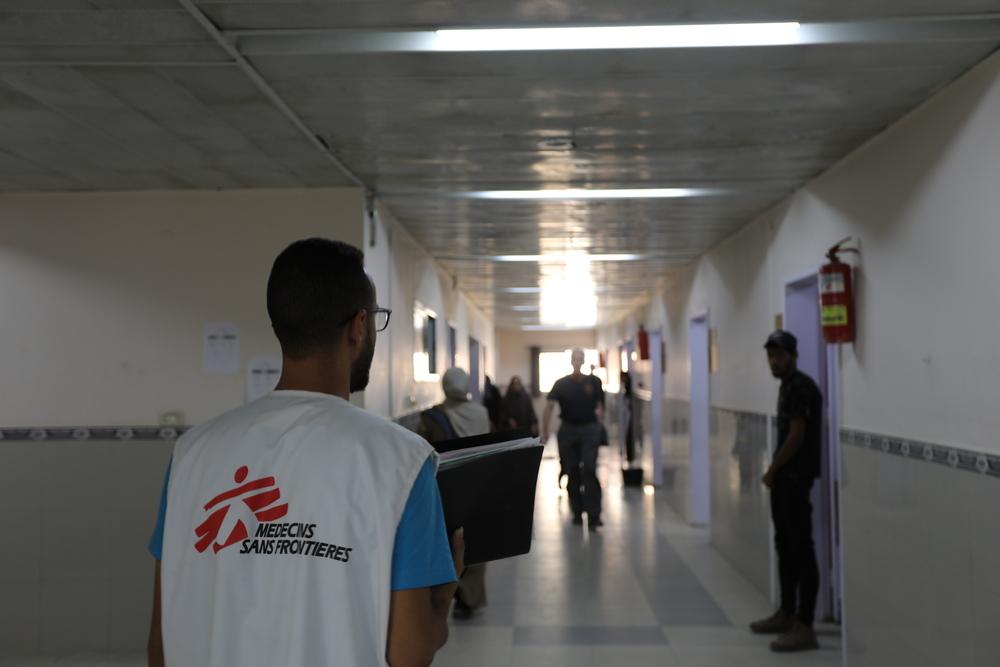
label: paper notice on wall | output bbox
[203,323,241,374]
[247,356,282,403]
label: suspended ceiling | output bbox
[1,2,999,327]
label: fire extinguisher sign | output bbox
[819,272,845,294]
[821,304,849,327]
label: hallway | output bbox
[434,448,843,667]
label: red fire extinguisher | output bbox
[819,237,860,344]
[637,325,650,360]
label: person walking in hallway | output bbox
[483,375,502,432]
[751,330,823,652]
[418,368,492,620]
[500,376,539,436]
[541,349,605,530]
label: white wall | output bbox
[0,188,363,427]
[364,203,495,419]
[601,51,1000,454]
[600,51,1000,666]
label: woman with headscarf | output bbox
[417,367,491,619]
[500,376,539,437]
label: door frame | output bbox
[688,311,711,527]
[783,269,844,626]
[650,328,665,486]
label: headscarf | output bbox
[440,368,491,438]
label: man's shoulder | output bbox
[334,401,431,448]
[793,370,822,395]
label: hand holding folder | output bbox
[434,433,543,565]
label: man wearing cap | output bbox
[750,330,823,652]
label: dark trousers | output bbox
[771,477,820,625]
[558,422,602,519]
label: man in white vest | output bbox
[146,238,464,667]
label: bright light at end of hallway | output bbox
[433,23,802,51]
[452,187,722,200]
[539,253,597,328]
[643,485,656,496]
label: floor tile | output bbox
[514,625,668,646]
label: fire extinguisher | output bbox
[637,325,650,360]
[819,237,860,344]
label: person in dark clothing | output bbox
[751,330,823,653]
[483,375,502,431]
[541,349,605,530]
[621,371,636,463]
[500,376,539,436]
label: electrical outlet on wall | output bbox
[159,411,184,426]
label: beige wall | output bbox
[496,328,597,393]
[600,51,1000,666]
[0,188,495,657]
[0,188,363,427]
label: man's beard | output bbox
[349,330,376,393]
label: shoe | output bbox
[572,515,584,525]
[452,600,475,620]
[750,610,794,635]
[770,621,819,652]
[588,517,604,531]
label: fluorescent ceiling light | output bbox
[492,253,644,262]
[520,325,596,331]
[455,187,721,200]
[433,23,801,51]
[501,287,542,294]
[233,19,1000,57]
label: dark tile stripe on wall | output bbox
[0,411,426,443]
[840,428,1000,478]
[0,426,190,442]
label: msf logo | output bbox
[195,466,289,554]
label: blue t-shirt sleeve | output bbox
[390,456,457,591]
[148,460,171,561]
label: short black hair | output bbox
[266,238,375,358]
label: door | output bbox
[468,337,482,401]
[650,329,665,486]
[688,314,711,526]
[448,325,457,368]
[785,274,841,623]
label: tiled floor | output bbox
[3,446,843,667]
[431,445,843,667]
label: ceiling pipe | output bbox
[175,0,369,190]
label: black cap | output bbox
[764,330,798,354]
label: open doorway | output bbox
[688,313,711,527]
[784,273,842,624]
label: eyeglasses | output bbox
[338,307,392,332]
[370,307,392,332]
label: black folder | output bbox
[435,443,543,565]
[433,427,532,454]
